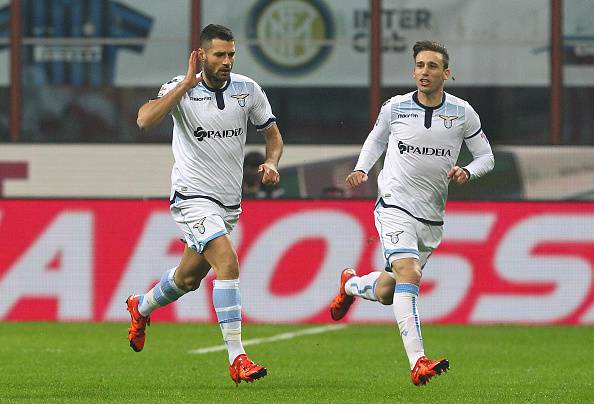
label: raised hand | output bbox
[181,50,201,89]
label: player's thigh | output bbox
[202,234,239,280]
[374,206,421,271]
[418,221,444,268]
[177,245,212,282]
[170,198,231,254]
[170,199,242,280]
[374,271,396,304]
[390,257,422,283]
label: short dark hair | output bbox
[413,41,449,69]
[199,24,234,48]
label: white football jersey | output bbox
[355,91,494,223]
[157,72,276,207]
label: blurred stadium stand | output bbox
[0,0,592,198]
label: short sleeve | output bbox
[249,83,276,131]
[152,76,184,100]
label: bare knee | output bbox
[391,259,422,284]
[377,293,393,305]
[374,272,396,305]
[176,272,202,292]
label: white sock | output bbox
[138,267,186,317]
[345,271,381,301]
[393,283,425,369]
[213,279,246,364]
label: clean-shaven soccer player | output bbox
[127,24,283,385]
[330,41,494,386]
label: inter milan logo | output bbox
[247,0,335,75]
[438,115,459,129]
[386,231,403,244]
[193,217,206,234]
[231,93,249,107]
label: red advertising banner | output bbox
[1,200,593,324]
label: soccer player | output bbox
[126,24,283,385]
[329,41,494,386]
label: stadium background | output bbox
[1,0,593,327]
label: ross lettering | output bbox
[1,201,593,324]
[0,212,92,320]
[240,210,365,322]
[471,215,594,323]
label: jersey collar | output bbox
[199,72,231,93]
[412,91,446,110]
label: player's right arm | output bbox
[346,100,391,189]
[137,51,201,130]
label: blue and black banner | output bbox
[0,0,153,86]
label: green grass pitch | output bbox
[0,322,592,403]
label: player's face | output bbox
[200,39,235,87]
[413,50,450,96]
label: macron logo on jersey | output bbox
[398,141,452,157]
[193,126,244,142]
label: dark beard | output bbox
[202,65,226,89]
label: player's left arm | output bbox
[250,81,284,185]
[259,123,283,185]
[448,104,495,185]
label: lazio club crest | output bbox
[231,93,249,107]
[193,217,206,234]
[386,231,403,244]
[438,114,459,129]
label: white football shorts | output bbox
[374,202,443,270]
[170,197,240,254]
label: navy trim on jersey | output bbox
[201,79,231,110]
[465,128,482,139]
[256,117,276,130]
[412,91,446,129]
[170,191,240,210]
[201,79,231,92]
[378,198,444,226]
[215,92,225,110]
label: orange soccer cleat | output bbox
[229,354,267,385]
[329,268,357,321]
[126,295,150,352]
[410,356,449,386]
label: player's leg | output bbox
[202,234,267,384]
[138,247,210,315]
[330,204,408,321]
[340,202,416,306]
[331,269,394,318]
[126,244,211,352]
[126,198,216,352]
[391,220,448,385]
[391,256,425,369]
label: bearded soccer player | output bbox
[127,24,283,384]
[329,41,494,386]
